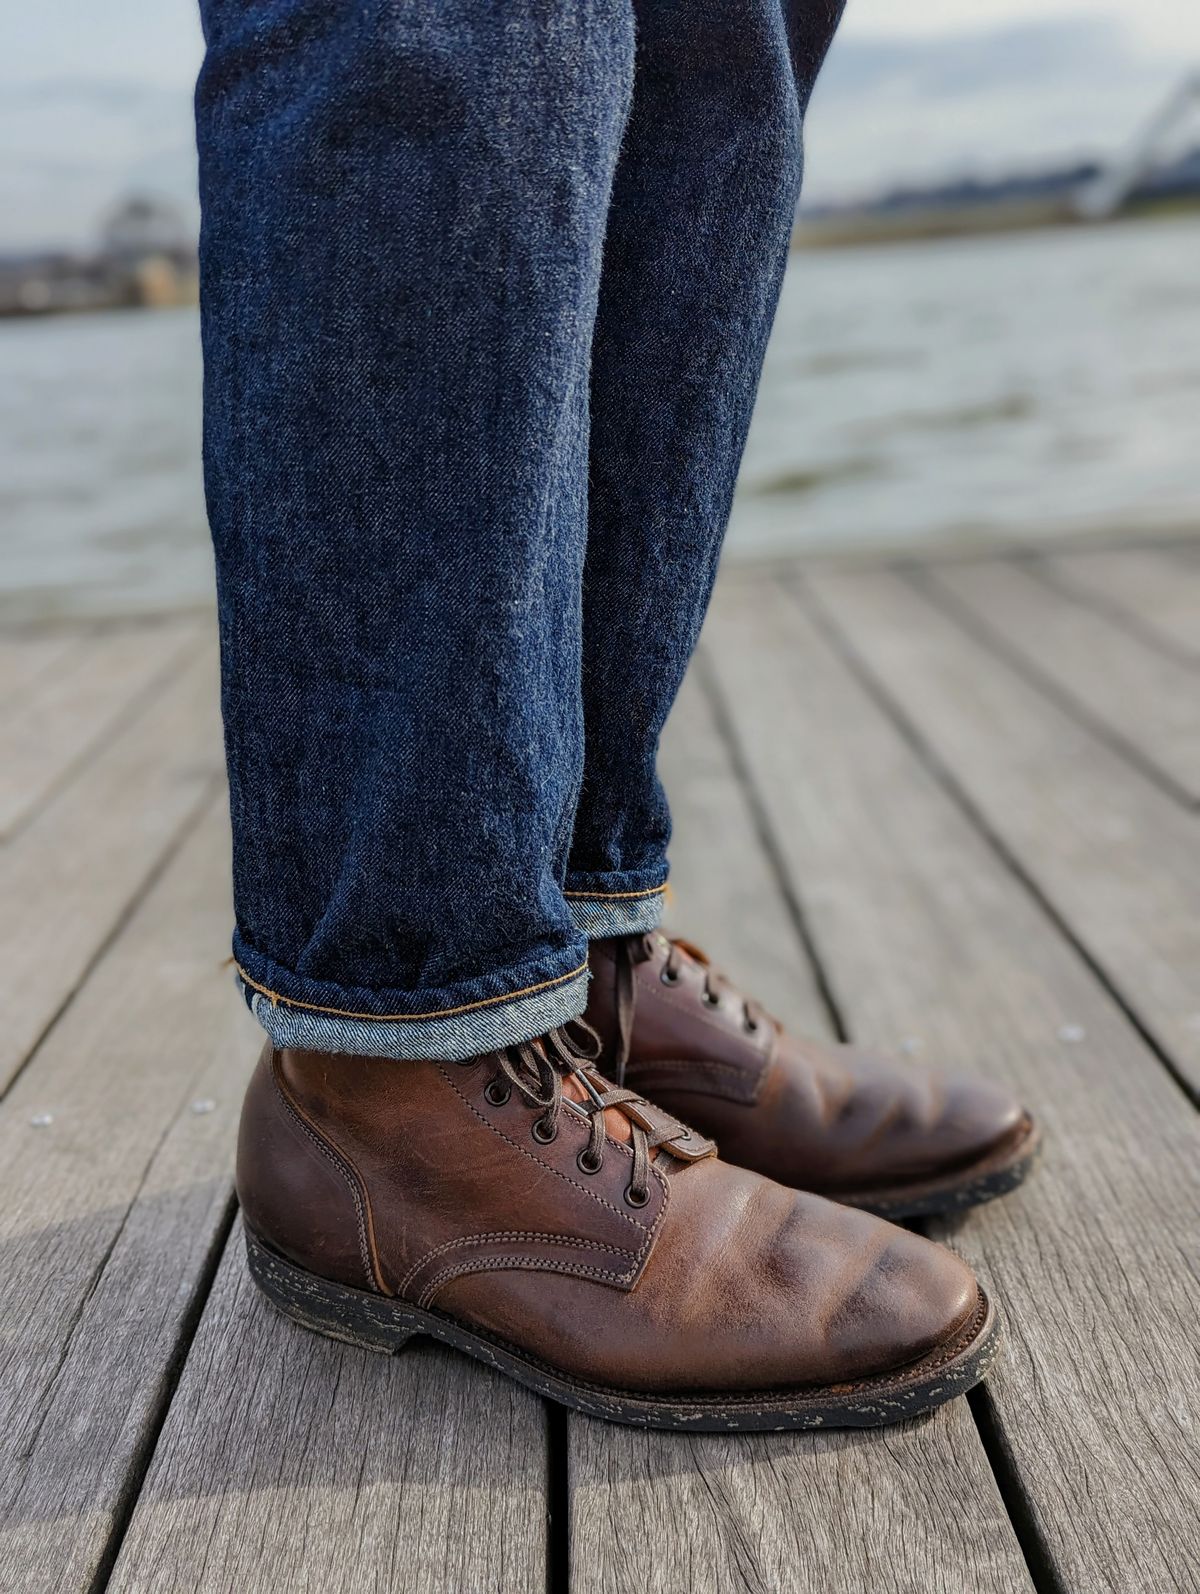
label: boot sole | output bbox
[837,1115,1042,1222]
[244,1225,1001,1432]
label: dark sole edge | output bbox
[243,1226,1002,1432]
[838,1117,1042,1222]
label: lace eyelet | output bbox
[624,1183,650,1208]
[484,1081,511,1106]
[532,1115,558,1144]
[744,1017,760,1034]
[577,1149,602,1175]
[660,967,680,986]
[702,990,720,1007]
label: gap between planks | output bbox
[915,556,1200,809]
[569,673,1038,1594]
[0,637,224,1097]
[703,573,1200,1593]
[1038,544,1200,669]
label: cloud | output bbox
[0,13,1191,247]
[818,16,1129,97]
[0,79,198,251]
[802,15,1185,201]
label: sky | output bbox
[1,0,1197,249]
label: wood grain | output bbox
[0,638,223,1093]
[660,668,829,1034]
[0,799,259,1594]
[704,574,1200,1593]
[927,558,1200,804]
[568,661,1036,1594]
[1044,546,1200,664]
[108,1224,549,1594]
[0,619,203,839]
[571,1402,1032,1594]
[818,563,1200,1099]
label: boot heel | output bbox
[244,1224,417,1356]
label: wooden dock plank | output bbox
[660,670,829,1034]
[107,1226,548,1594]
[0,630,81,702]
[0,619,203,840]
[1044,546,1200,664]
[0,799,258,1594]
[704,576,1200,1593]
[813,564,1200,1099]
[571,1404,1032,1594]
[569,670,1036,1594]
[0,639,223,1094]
[7,553,1197,1593]
[926,558,1200,804]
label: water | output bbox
[735,213,1200,556]
[1,307,209,621]
[2,215,1197,621]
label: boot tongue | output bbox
[657,934,710,966]
[526,1027,636,1143]
[562,1071,632,1143]
[528,1027,715,1163]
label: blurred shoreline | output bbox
[3,200,1194,323]
[2,215,1197,624]
[794,194,1199,250]
[0,196,197,319]
[5,122,1200,317]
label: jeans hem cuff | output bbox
[237,965,589,1061]
[564,886,667,939]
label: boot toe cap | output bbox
[841,1046,1030,1185]
[831,1223,980,1380]
[936,1072,1030,1167]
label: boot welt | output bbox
[244,1225,1001,1432]
[835,1114,1042,1222]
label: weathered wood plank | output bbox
[818,564,1200,1098]
[0,799,259,1594]
[705,575,1200,1593]
[660,669,828,1033]
[0,729,547,1594]
[0,630,81,701]
[571,1403,1032,1594]
[926,557,1200,804]
[0,618,203,839]
[0,639,223,1093]
[569,666,1036,1594]
[1044,546,1200,664]
[108,1226,548,1594]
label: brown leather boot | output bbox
[585,934,1040,1220]
[237,1028,1000,1431]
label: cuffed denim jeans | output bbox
[195,0,843,1059]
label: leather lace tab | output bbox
[493,1022,715,1200]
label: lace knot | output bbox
[490,1020,713,1201]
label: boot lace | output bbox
[486,1021,688,1206]
[611,933,774,1086]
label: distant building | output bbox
[100,195,193,263]
[0,194,198,318]
[795,77,1200,247]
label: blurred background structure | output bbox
[1,0,1198,620]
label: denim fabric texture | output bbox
[195,0,844,1059]
[563,884,669,940]
[242,969,591,1062]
